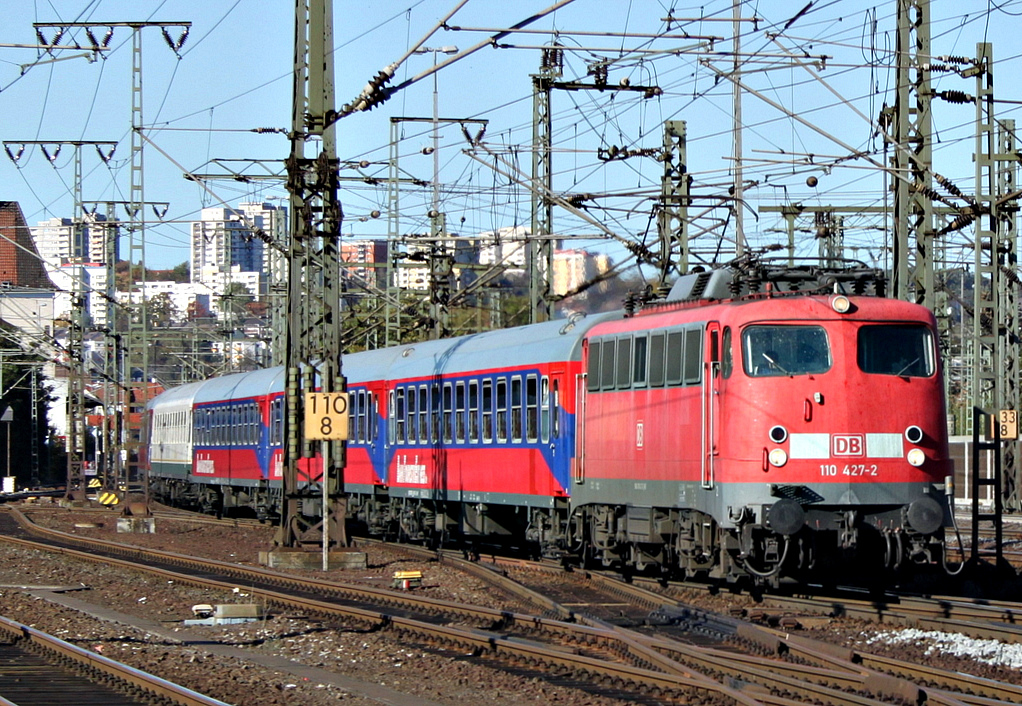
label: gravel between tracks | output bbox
[8,500,1022,704]
[5,503,629,706]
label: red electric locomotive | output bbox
[146,260,953,586]
[570,265,951,583]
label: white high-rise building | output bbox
[50,263,111,328]
[190,207,264,283]
[31,214,117,270]
[476,226,529,273]
[31,215,116,328]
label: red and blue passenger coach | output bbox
[343,314,621,543]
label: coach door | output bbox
[702,322,721,489]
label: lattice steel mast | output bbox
[892,0,935,306]
[276,0,347,551]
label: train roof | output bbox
[145,379,205,412]
[349,310,622,382]
[148,311,622,410]
[192,366,284,405]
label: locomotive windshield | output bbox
[742,325,831,377]
[857,324,934,377]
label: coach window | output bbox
[455,381,467,443]
[273,398,283,446]
[365,391,373,443]
[431,384,441,443]
[352,391,362,443]
[684,329,703,384]
[540,376,550,443]
[388,390,396,445]
[370,393,378,443]
[397,388,407,444]
[468,380,479,442]
[526,375,538,442]
[407,386,417,445]
[587,340,601,392]
[666,330,684,385]
[615,337,632,389]
[600,339,616,390]
[858,324,933,377]
[496,378,508,442]
[418,386,428,443]
[551,380,560,438]
[633,334,648,386]
[511,376,523,442]
[443,383,454,444]
[482,379,493,443]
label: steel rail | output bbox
[0,532,762,705]
[14,510,1021,706]
[760,594,1022,643]
[0,614,230,706]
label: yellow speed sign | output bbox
[304,392,350,440]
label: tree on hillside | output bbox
[147,292,178,328]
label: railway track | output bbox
[15,506,1022,706]
[0,613,229,706]
[413,545,1022,706]
[360,537,1022,706]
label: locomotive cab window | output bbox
[721,327,733,378]
[683,329,702,384]
[633,335,648,386]
[615,337,631,389]
[600,340,616,390]
[743,325,831,377]
[587,341,601,392]
[858,324,934,377]
[648,333,665,387]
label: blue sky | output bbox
[2,1,1020,274]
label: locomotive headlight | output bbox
[906,448,926,467]
[905,425,924,444]
[768,448,788,467]
[830,294,852,313]
[768,425,788,443]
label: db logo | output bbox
[832,434,865,456]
